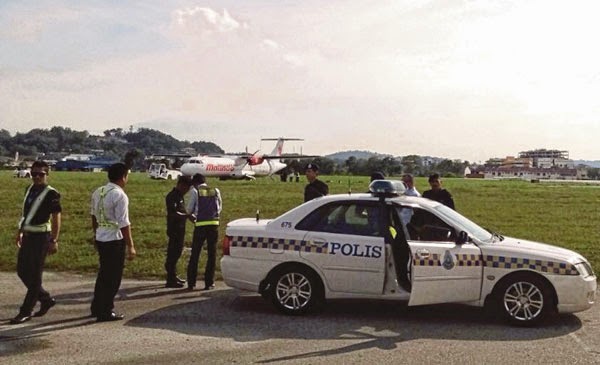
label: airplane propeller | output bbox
[245,150,262,166]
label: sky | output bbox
[1,0,600,163]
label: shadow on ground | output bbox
[126,288,582,362]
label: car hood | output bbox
[484,236,587,264]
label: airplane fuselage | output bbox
[180,155,286,179]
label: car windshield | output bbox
[432,204,493,243]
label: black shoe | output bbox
[203,284,215,291]
[165,281,185,288]
[96,312,124,322]
[10,313,32,324]
[34,298,56,317]
[176,277,186,284]
[187,286,195,291]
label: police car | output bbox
[221,180,596,326]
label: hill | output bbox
[326,150,393,161]
[574,160,600,168]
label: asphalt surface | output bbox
[1,271,599,364]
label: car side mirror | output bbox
[456,231,469,245]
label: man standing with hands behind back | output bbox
[164,175,192,288]
[11,160,61,324]
[90,162,136,322]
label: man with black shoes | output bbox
[186,173,221,291]
[10,160,61,325]
[164,176,192,288]
[90,163,137,322]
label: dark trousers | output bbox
[187,225,218,288]
[17,233,52,315]
[91,240,125,316]
[165,229,185,282]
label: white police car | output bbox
[221,180,596,326]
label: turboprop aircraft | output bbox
[180,138,316,180]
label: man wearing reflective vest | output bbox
[11,160,62,325]
[90,163,137,322]
[186,173,222,291]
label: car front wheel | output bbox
[270,265,323,315]
[496,273,552,326]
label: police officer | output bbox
[11,160,62,324]
[164,175,192,288]
[90,163,136,322]
[304,163,328,202]
[186,173,222,291]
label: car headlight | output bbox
[574,262,595,278]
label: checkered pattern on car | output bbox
[484,255,578,275]
[412,252,578,275]
[231,236,329,254]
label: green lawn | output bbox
[1,171,598,280]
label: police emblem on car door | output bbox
[401,207,483,306]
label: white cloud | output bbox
[171,6,247,37]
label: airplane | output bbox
[179,138,317,180]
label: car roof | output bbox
[302,192,440,208]
[269,193,442,225]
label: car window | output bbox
[296,201,382,237]
[402,207,456,242]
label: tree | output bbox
[401,155,422,175]
[124,149,142,170]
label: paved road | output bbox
[1,271,599,364]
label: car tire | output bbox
[495,273,553,326]
[270,265,324,315]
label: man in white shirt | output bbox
[400,174,420,226]
[90,163,136,322]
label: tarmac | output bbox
[1,271,599,364]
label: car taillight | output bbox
[222,235,232,256]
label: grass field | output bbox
[1,171,598,281]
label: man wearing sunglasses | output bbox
[11,160,62,324]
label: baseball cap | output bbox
[304,163,319,171]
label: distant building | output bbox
[484,167,578,180]
[482,149,580,180]
[518,149,572,168]
[519,149,568,160]
[61,154,94,161]
[500,156,533,169]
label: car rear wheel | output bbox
[270,265,323,315]
[495,273,552,326]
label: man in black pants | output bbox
[11,160,61,324]
[90,163,137,322]
[186,174,222,291]
[164,176,192,288]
